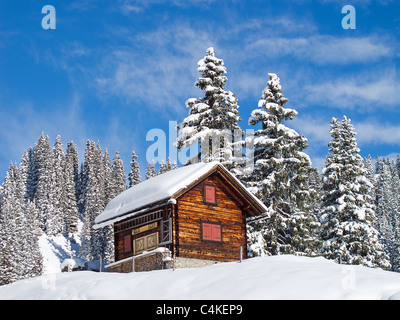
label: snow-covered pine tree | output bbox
[364,155,376,199]
[48,135,66,236]
[0,163,25,284]
[308,167,322,216]
[158,160,167,175]
[79,142,119,263]
[375,157,400,271]
[111,149,126,197]
[0,162,43,284]
[0,185,2,211]
[396,155,400,178]
[63,159,79,235]
[64,141,79,235]
[79,140,98,261]
[157,157,177,176]
[145,160,156,180]
[375,158,393,248]
[165,157,173,172]
[102,148,112,204]
[19,150,30,201]
[101,148,114,264]
[24,200,43,278]
[18,150,43,278]
[128,150,141,188]
[66,141,80,205]
[246,73,319,257]
[171,160,178,170]
[90,142,108,261]
[320,116,390,269]
[176,47,242,167]
[390,160,400,272]
[24,147,37,203]
[33,133,55,233]
[99,149,127,263]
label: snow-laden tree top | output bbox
[176,47,241,165]
[250,73,297,127]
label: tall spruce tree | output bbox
[375,157,400,271]
[79,140,99,261]
[79,141,120,263]
[0,163,43,285]
[24,200,43,278]
[111,150,126,197]
[176,47,242,167]
[158,160,167,175]
[24,147,36,202]
[128,150,141,187]
[19,150,30,202]
[102,149,127,263]
[390,160,400,271]
[246,73,320,256]
[145,160,156,180]
[0,163,25,284]
[66,141,80,205]
[33,133,56,233]
[63,159,79,235]
[64,141,79,235]
[320,116,390,269]
[49,135,66,236]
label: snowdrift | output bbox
[1,255,400,300]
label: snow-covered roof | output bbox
[94,161,267,229]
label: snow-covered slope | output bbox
[38,234,78,274]
[1,255,400,300]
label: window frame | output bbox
[201,221,222,243]
[203,184,217,206]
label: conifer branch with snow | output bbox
[176,47,242,168]
[320,116,390,269]
[245,73,320,257]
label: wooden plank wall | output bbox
[176,174,247,262]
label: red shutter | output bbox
[205,185,216,204]
[124,234,132,253]
[202,223,212,240]
[202,223,221,242]
[211,224,221,241]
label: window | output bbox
[204,184,216,205]
[202,222,222,242]
[123,234,132,253]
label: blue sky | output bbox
[0,0,399,180]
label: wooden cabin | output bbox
[94,162,267,271]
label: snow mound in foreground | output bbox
[1,255,400,300]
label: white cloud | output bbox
[354,121,400,146]
[294,115,400,149]
[304,73,400,110]
[246,35,394,65]
[118,0,216,13]
[292,115,331,144]
[0,92,88,169]
[320,0,394,5]
[95,24,215,116]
